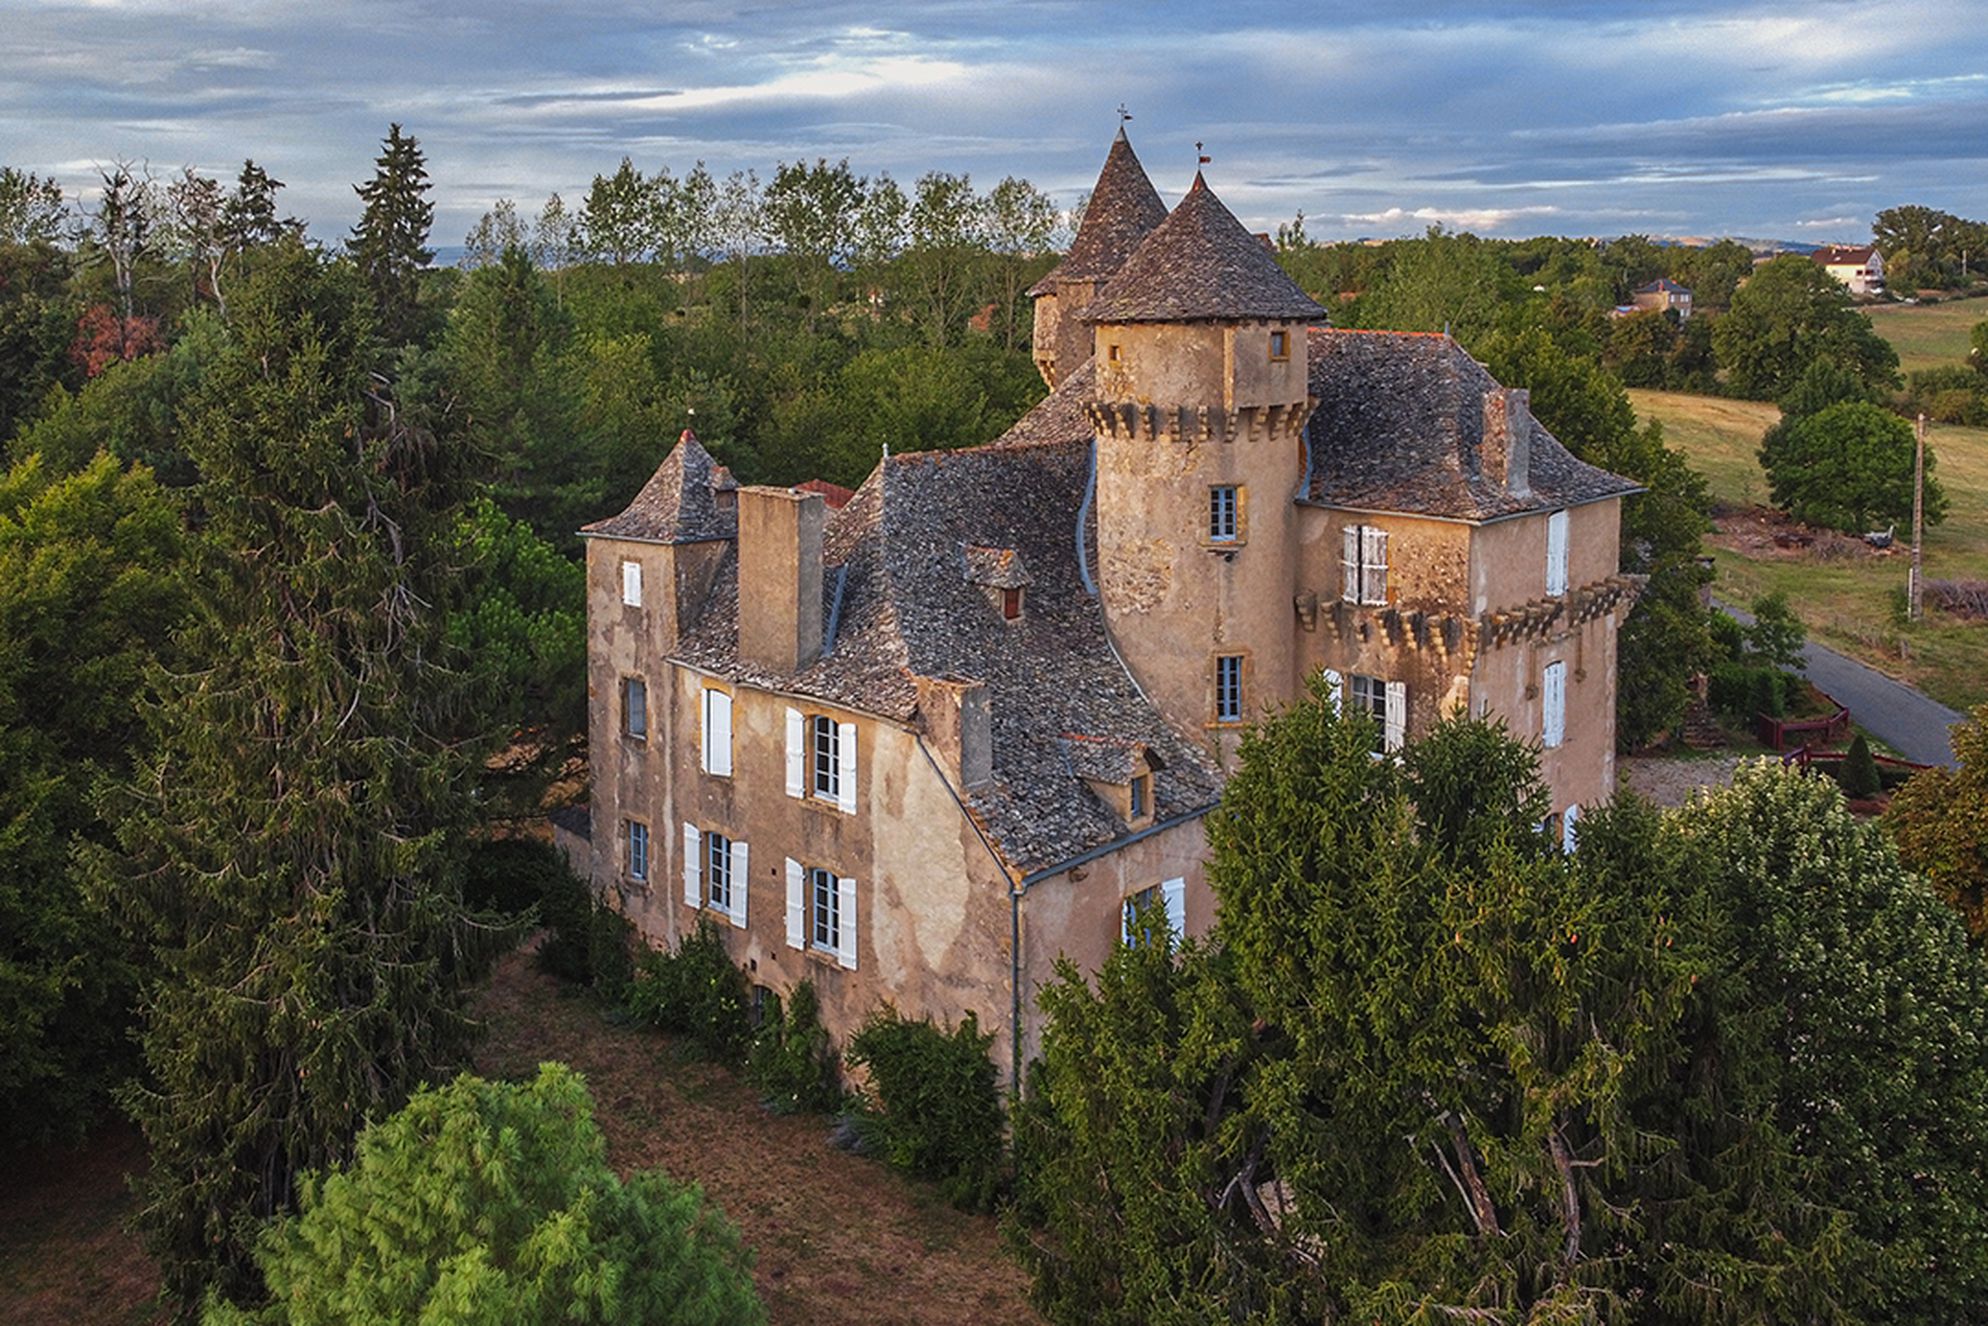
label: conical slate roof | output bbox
[580,429,737,543]
[1027,128,1167,297]
[1082,173,1326,324]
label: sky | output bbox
[4,0,1986,248]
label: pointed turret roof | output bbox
[580,429,737,543]
[1082,173,1326,324]
[1027,128,1167,297]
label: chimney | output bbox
[1481,386,1531,496]
[916,675,992,789]
[736,486,824,673]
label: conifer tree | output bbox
[92,238,499,1316]
[347,124,434,345]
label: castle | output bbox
[564,130,1641,1084]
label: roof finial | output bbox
[1116,102,1132,124]
[1196,141,1211,167]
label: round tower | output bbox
[1028,128,1167,388]
[1081,174,1325,749]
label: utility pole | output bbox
[1910,412,1926,622]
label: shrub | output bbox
[589,904,636,1004]
[1906,365,1988,424]
[747,982,842,1114]
[846,1008,1005,1211]
[1841,733,1883,799]
[463,836,564,918]
[534,851,598,984]
[626,919,751,1062]
[1759,399,1946,533]
[1710,660,1790,718]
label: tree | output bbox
[579,158,655,269]
[762,158,863,331]
[0,166,66,246]
[1350,226,1523,344]
[984,176,1059,350]
[1971,319,1988,376]
[461,198,527,270]
[219,161,289,252]
[903,171,986,347]
[90,240,501,1313]
[165,167,227,316]
[530,192,578,301]
[439,243,570,516]
[347,124,435,345]
[1842,732,1882,798]
[87,162,157,328]
[0,450,185,1147]
[710,169,762,326]
[203,1064,764,1325]
[1713,254,1898,400]
[1889,701,1988,937]
[1760,398,1946,532]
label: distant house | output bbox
[1626,278,1692,321]
[1811,245,1886,296]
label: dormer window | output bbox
[1269,329,1290,361]
[1107,342,1122,363]
[963,544,1031,622]
[1002,586,1024,621]
[1129,773,1150,819]
[1063,734,1158,828]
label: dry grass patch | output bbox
[1866,295,1988,374]
[0,1124,163,1326]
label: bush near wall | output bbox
[845,1008,1006,1212]
[748,982,843,1114]
[626,919,752,1062]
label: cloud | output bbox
[1341,204,1564,233]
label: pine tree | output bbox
[347,124,434,345]
[91,239,500,1315]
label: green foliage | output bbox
[588,904,636,1005]
[88,240,506,1312]
[1760,398,1946,532]
[846,1008,1005,1212]
[625,919,751,1062]
[202,1064,764,1326]
[461,836,562,918]
[347,124,435,346]
[1710,659,1790,718]
[533,851,599,985]
[1349,225,1525,343]
[1713,254,1899,400]
[1972,319,1988,375]
[1888,701,1988,938]
[0,237,78,445]
[1904,364,1988,424]
[747,981,842,1114]
[1873,204,1988,290]
[1841,733,1883,798]
[1743,590,1808,671]
[0,449,185,1146]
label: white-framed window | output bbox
[683,824,747,926]
[622,676,648,741]
[786,709,857,813]
[700,686,733,777]
[786,858,857,969]
[1542,659,1567,749]
[1349,673,1407,753]
[706,829,734,912]
[621,559,643,607]
[1341,524,1389,605]
[1546,509,1570,597]
[1209,485,1239,542]
[1122,877,1187,945]
[1561,803,1581,854]
[1215,655,1244,724]
[626,820,649,882]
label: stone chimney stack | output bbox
[916,674,992,789]
[1482,386,1532,496]
[736,486,824,674]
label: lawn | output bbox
[1630,387,1988,711]
[1865,295,1988,375]
[0,944,1039,1326]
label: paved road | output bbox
[1720,601,1963,767]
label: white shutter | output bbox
[1161,877,1186,938]
[1323,668,1343,715]
[1561,804,1580,855]
[1341,525,1360,602]
[836,721,858,814]
[784,858,805,950]
[702,688,733,777]
[1543,661,1567,749]
[621,560,642,606]
[784,708,805,798]
[1384,680,1406,752]
[728,839,749,927]
[1363,526,1389,604]
[682,823,700,907]
[836,876,858,970]
[1546,510,1569,596]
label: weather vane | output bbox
[1196,141,1211,167]
[1116,103,1132,123]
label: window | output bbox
[1542,660,1567,749]
[1106,342,1121,363]
[785,858,857,969]
[1546,509,1569,596]
[788,709,856,812]
[1269,329,1290,361]
[811,715,840,800]
[621,559,643,607]
[1340,524,1389,605]
[626,820,649,882]
[1123,877,1187,946]
[1215,655,1244,724]
[701,686,733,776]
[1350,673,1407,754]
[706,830,733,912]
[1209,485,1239,542]
[1129,773,1150,819]
[1002,586,1024,621]
[623,676,648,741]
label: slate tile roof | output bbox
[963,544,1031,589]
[672,435,1221,878]
[1027,128,1168,298]
[1059,733,1149,784]
[1082,173,1326,325]
[990,359,1095,447]
[1302,330,1641,521]
[579,430,737,543]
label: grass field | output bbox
[1865,295,1988,375]
[1630,388,1988,711]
